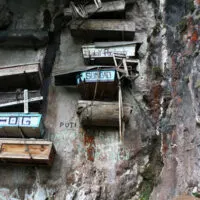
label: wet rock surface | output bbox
[0,0,12,29]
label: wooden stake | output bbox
[24,89,29,113]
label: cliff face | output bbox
[151,0,200,199]
[0,0,198,200]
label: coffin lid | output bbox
[82,41,142,48]
[54,65,115,86]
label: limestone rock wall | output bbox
[0,0,195,199]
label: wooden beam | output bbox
[0,96,43,108]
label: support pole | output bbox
[24,89,29,113]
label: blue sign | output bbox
[0,113,44,138]
[77,69,116,84]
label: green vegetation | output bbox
[139,181,152,200]
[152,66,162,79]
[195,80,200,88]
[188,0,195,13]
[178,18,187,33]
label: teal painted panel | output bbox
[77,69,116,84]
[0,113,44,138]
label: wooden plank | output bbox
[0,63,43,91]
[64,0,125,19]
[0,113,45,138]
[0,139,55,166]
[0,30,48,48]
[82,41,141,64]
[70,20,135,40]
[0,90,42,105]
[0,97,43,108]
[77,100,133,127]
[173,195,197,200]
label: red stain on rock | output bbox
[195,0,200,5]
[149,83,163,120]
[191,30,198,42]
[162,134,168,155]
[84,133,95,162]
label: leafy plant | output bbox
[139,182,152,200]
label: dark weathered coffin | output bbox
[0,30,48,48]
[77,69,118,100]
[77,100,133,127]
[64,0,125,19]
[54,66,115,86]
[0,63,43,91]
[0,90,43,111]
[70,20,135,40]
[82,41,141,65]
[0,112,45,138]
[0,139,55,166]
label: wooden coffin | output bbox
[64,0,125,19]
[0,63,43,91]
[82,41,141,65]
[70,20,135,40]
[0,30,48,48]
[0,139,55,166]
[77,69,118,100]
[0,90,43,111]
[0,113,45,138]
[54,65,114,86]
[77,100,133,127]
[173,194,197,200]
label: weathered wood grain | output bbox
[77,100,133,127]
[70,20,135,40]
[0,139,55,166]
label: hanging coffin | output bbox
[0,30,48,48]
[76,68,118,100]
[0,63,43,91]
[0,90,43,111]
[70,20,135,40]
[0,139,55,166]
[82,41,141,65]
[0,113,45,138]
[64,0,125,20]
[77,100,133,127]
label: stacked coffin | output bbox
[71,0,139,128]
[0,63,55,166]
[54,0,142,129]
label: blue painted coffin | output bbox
[76,69,118,100]
[0,113,45,138]
[77,69,116,84]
